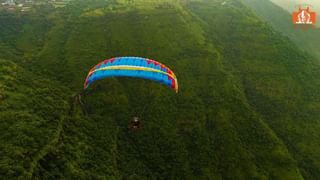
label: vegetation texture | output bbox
[0,0,319,179]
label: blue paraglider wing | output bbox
[84,57,178,92]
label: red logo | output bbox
[292,7,316,25]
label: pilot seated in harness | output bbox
[129,117,142,131]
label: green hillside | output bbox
[0,0,319,179]
[270,0,320,26]
[242,0,320,60]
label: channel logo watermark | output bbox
[292,4,318,30]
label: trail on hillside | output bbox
[21,93,85,179]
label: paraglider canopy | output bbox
[83,57,178,92]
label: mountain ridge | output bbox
[0,0,319,179]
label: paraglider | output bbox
[83,57,178,92]
[129,117,142,131]
[82,57,178,131]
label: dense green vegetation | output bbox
[242,0,320,60]
[0,0,319,179]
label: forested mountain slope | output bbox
[242,0,320,60]
[0,0,319,179]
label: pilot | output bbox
[129,117,142,131]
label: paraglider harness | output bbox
[129,117,143,132]
[75,91,145,132]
